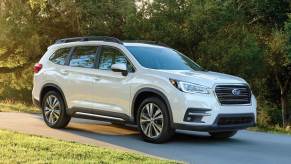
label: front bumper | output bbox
[168,89,257,131]
[174,113,256,132]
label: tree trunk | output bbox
[276,73,290,127]
[281,93,289,127]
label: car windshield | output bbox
[126,45,204,71]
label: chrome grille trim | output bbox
[215,84,251,105]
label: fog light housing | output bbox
[183,108,211,123]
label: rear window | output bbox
[69,46,98,68]
[49,48,71,65]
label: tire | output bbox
[41,91,71,129]
[137,97,175,143]
[209,131,237,139]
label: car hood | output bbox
[153,70,247,88]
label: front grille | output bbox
[217,116,254,126]
[215,85,251,105]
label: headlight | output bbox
[169,79,210,94]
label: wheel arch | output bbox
[40,83,68,109]
[131,88,174,126]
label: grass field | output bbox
[0,101,39,113]
[0,129,179,164]
[249,126,291,135]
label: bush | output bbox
[257,100,282,127]
[0,86,32,104]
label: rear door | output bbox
[61,45,100,110]
[45,47,73,101]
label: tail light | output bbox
[33,63,42,73]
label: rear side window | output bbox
[50,48,71,65]
[69,46,98,68]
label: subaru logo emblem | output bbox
[232,89,241,96]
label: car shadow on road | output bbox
[58,118,254,155]
[71,122,244,142]
[36,115,254,145]
[24,113,289,164]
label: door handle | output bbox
[60,70,69,75]
[93,77,100,81]
[91,75,101,81]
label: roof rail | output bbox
[124,40,169,47]
[54,36,123,45]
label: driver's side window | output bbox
[98,46,134,72]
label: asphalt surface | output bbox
[0,112,291,164]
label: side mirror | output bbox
[111,63,128,76]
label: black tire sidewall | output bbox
[137,97,174,143]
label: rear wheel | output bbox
[137,97,175,143]
[42,91,71,128]
[209,131,237,139]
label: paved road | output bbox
[0,112,291,164]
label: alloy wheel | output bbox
[140,103,164,139]
[44,95,61,125]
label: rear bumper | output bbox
[174,113,256,132]
[32,98,41,108]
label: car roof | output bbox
[50,36,168,49]
[48,41,168,50]
[123,42,166,48]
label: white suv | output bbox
[32,36,256,143]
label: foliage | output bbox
[0,129,178,163]
[197,25,263,79]
[265,29,291,126]
[257,99,282,127]
[249,125,291,135]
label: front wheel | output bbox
[137,97,175,143]
[209,131,237,139]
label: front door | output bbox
[89,46,135,116]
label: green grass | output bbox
[0,101,39,113]
[249,125,291,135]
[0,129,179,164]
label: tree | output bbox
[266,29,291,127]
[187,0,264,80]
[0,0,137,99]
[76,0,136,38]
[239,0,290,28]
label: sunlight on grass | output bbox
[0,129,179,164]
[0,101,39,113]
